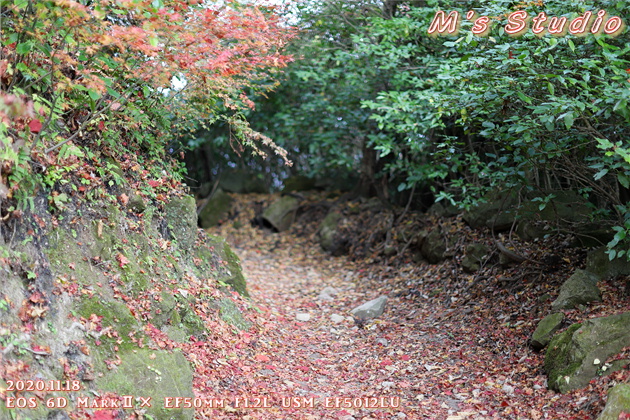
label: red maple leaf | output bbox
[28,119,43,133]
[116,253,130,268]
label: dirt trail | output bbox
[204,194,608,420]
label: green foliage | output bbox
[247,0,630,257]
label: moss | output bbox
[199,236,248,297]
[94,348,194,420]
[150,290,178,328]
[219,298,250,331]
[45,228,94,287]
[76,296,142,354]
[544,323,582,391]
[164,195,197,251]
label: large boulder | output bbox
[545,312,630,393]
[586,246,630,279]
[531,312,564,351]
[262,195,300,232]
[551,269,601,311]
[598,384,630,420]
[198,189,234,228]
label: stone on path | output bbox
[351,295,388,320]
[296,313,311,322]
[330,314,345,324]
[318,286,339,301]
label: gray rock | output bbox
[262,195,300,232]
[586,246,630,279]
[330,314,345,324]
[296,313,311,322]
[545,312,630,393]
[531,313,564,351]
[351,296,388,320]
[318,286,339,301]
[598,383,630,420]
[551,269,601,311]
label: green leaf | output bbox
[593,169,608,180]
[88,89,100,101]
[516,91,532,105]
[563,113,574,130]
[16,42,32,54]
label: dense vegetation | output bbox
[207,0,630,257]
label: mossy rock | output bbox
[586,246,630,279]
[46,228,96,287]
[150,290,178,328]
[219,298,250,331]
[262,195,300,232]
[94,348,194,420]
[545,312,630,392]
[551,269,601,311]
[531,312,564,351]
[201,235,248,297]
[76,297,143,353]
[198,189,234,229]
[598,384,630,420]
[165,195,198,250]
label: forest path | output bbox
[204,193,597,420]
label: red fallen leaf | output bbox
[255,354,270,362]
[147,180,160,187]
[98,120,105,131]
[78,186,87,192]
[31,345,51,354]
[380,358,393,366]
[501,400,509,407]
[28,119,42,133]
[400,354,410,361]
[116,253,130,268]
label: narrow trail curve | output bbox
[204,194,599,420]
